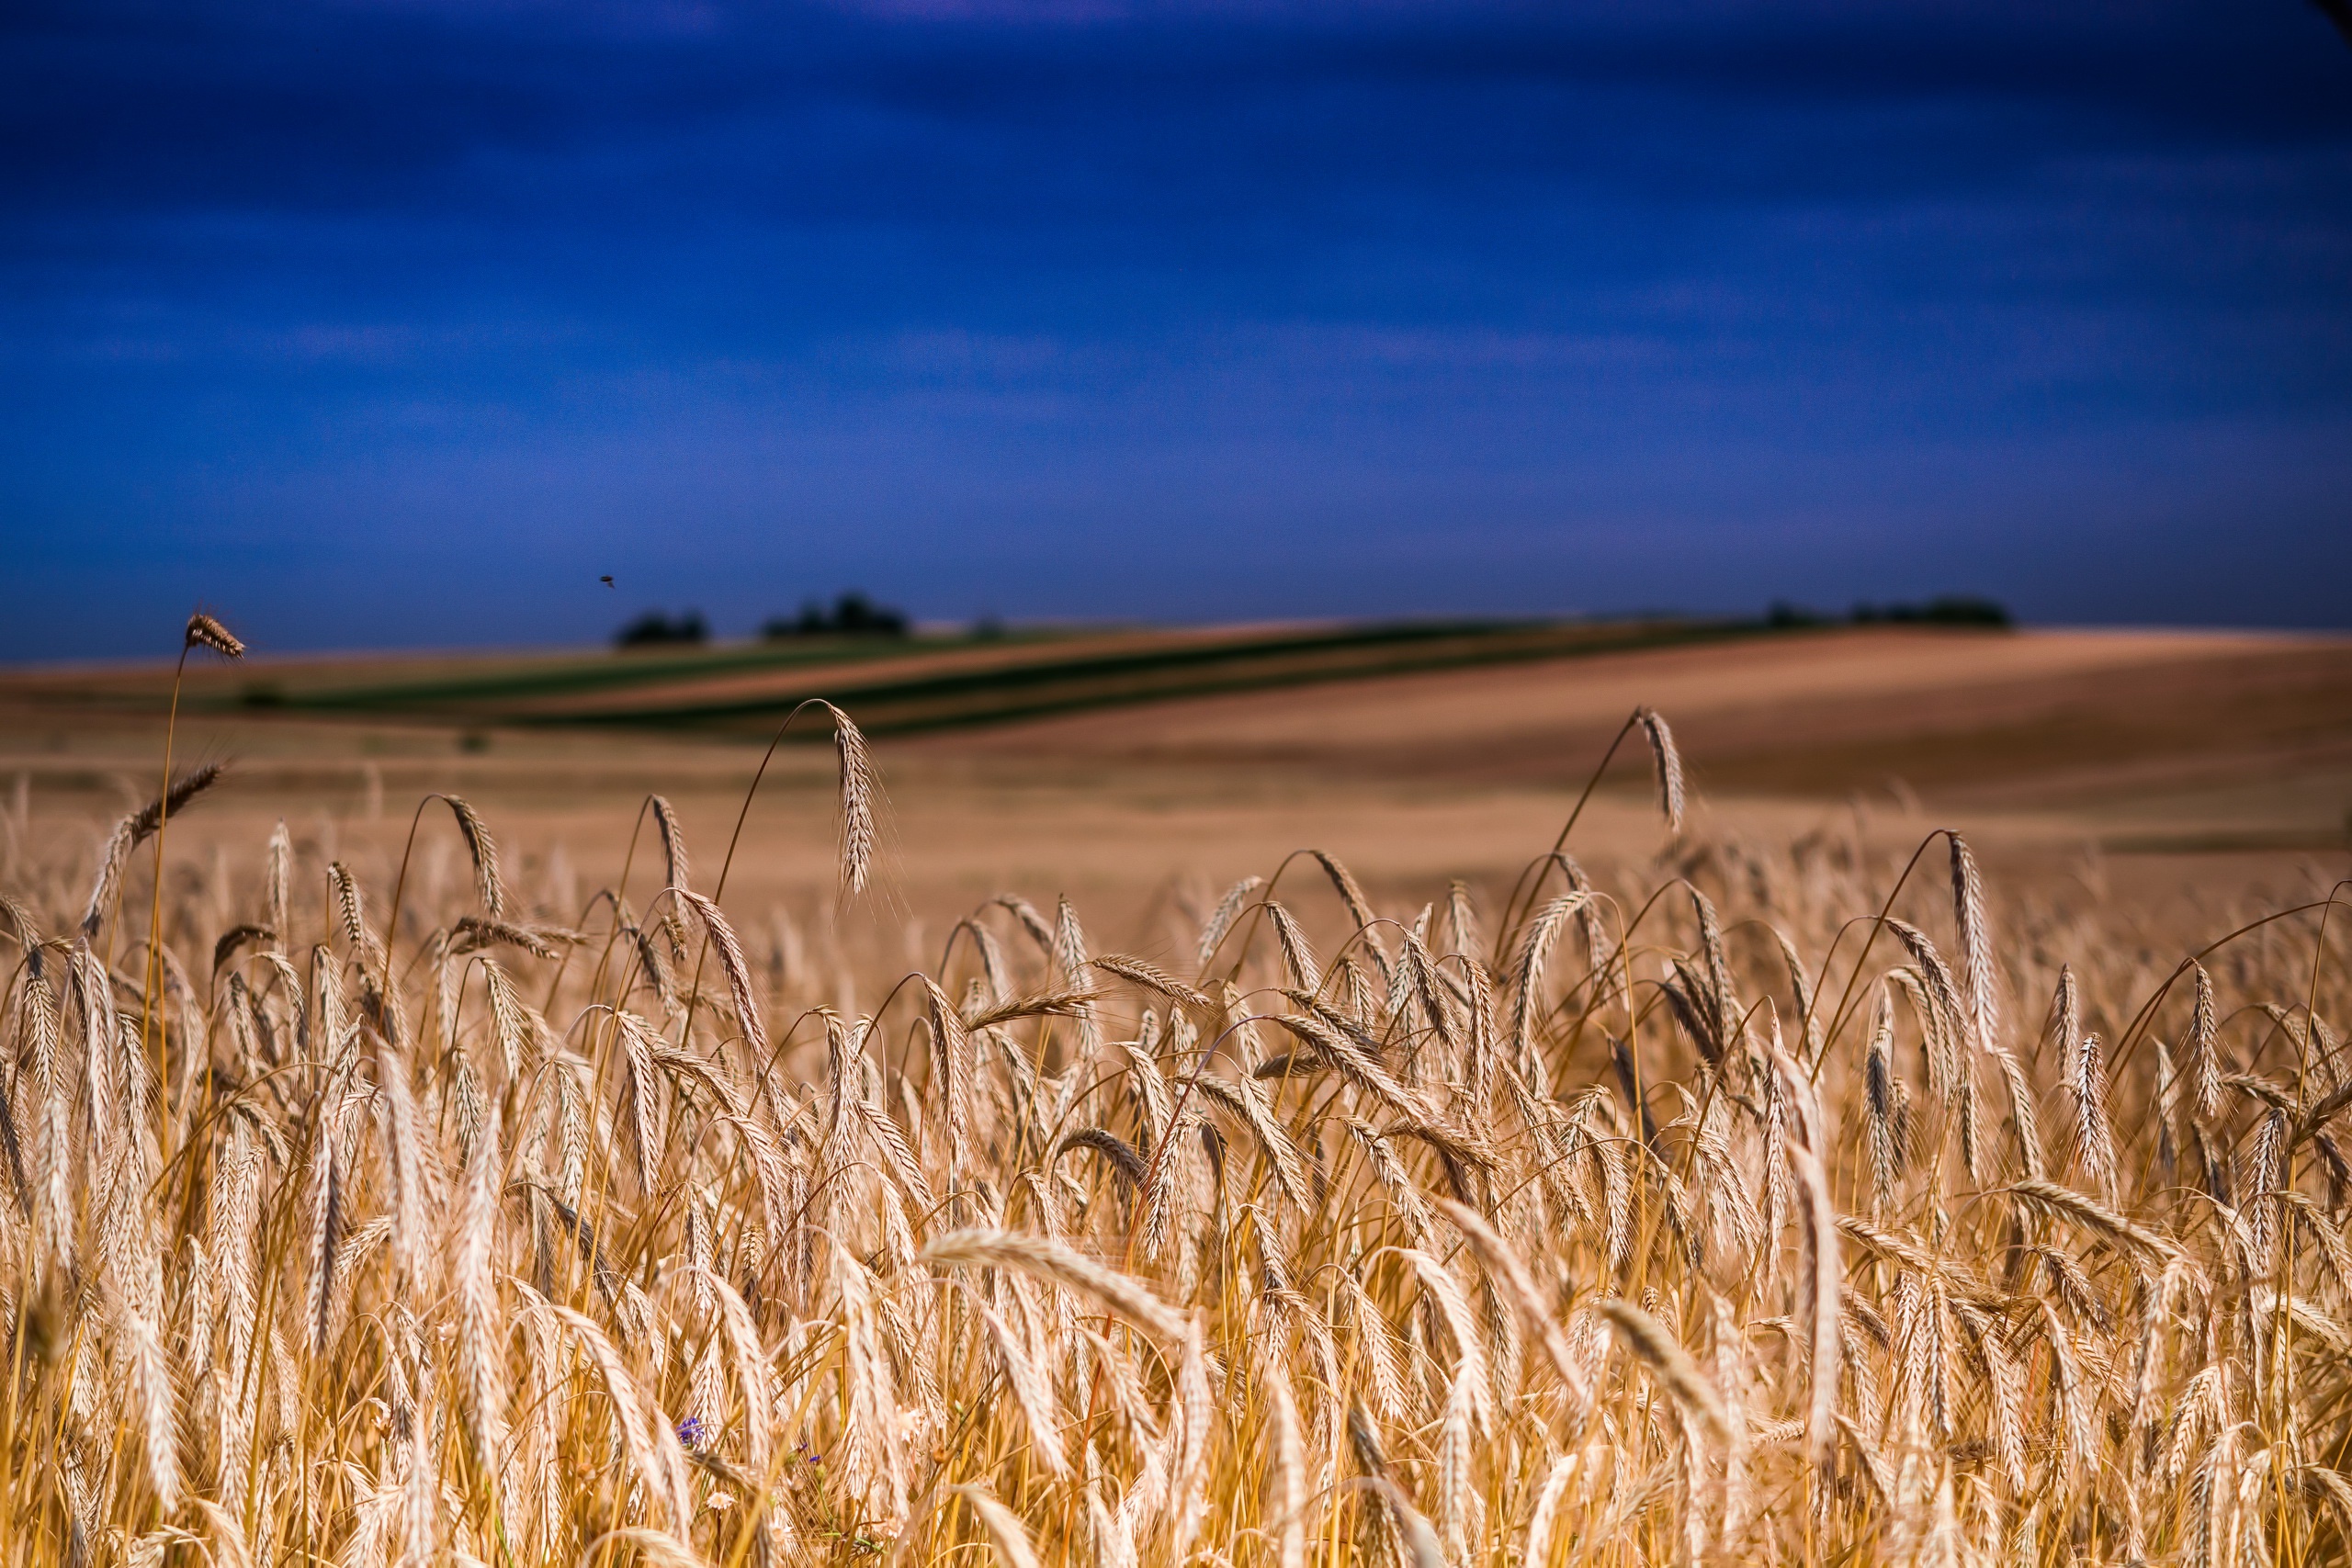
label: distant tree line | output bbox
[614,592,911,649]
[614,609,710,648]
[763,592,909,640]
[1767,595,2013,629]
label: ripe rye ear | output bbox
[1198,874,1263,966]
[81,764,226,938]
[649,794,691,891]
[1596,1296,1729,1445]
[2188,964,2222,1126]
[1437,1198,1592,1415]
[2071,1032,2117,1201]
[439,795,503,917]
[922,1228,1187,1341]
[265,819,291,952]
[820,702,877,897]
[1948,831,1998,1055]
[957,1484,1046,1568]
[1636,706,1685,833]
[674,889,766,1058]
[184,611,245,659]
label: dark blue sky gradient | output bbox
[5,0,2349,656]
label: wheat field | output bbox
[6,617,2352,1568]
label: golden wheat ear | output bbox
[648,793,690,891]
[1635,705,1684,832]
[815,700,876,897]
[81,762,226,938]
[184,610,245,659]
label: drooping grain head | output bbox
[441,795,503,917]
[823,702,877,897]
[184,611,246,659]
[1636,705,1685,834]
[1948,831,1998,1054]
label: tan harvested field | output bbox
[917,624,2349,802]
[4,625,2346,941]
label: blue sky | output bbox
[4,0,2348,657]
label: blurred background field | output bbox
[7,616,2348,956]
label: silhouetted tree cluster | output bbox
[1767,595,2013,629]
[614,609,709,648]
[1854,595,2012,626]
[763,592,910,640]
